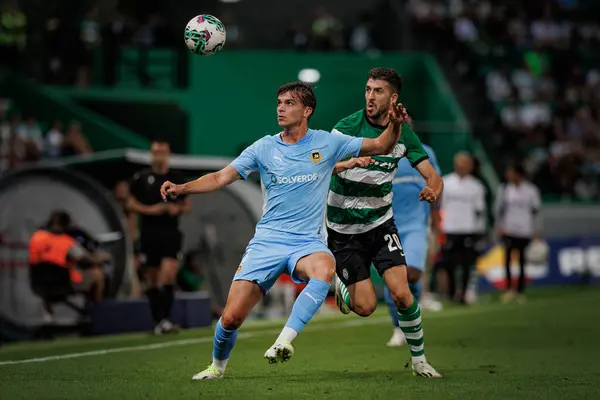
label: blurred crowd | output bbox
[409,0,600,200]
[0,98,93,175]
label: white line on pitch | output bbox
[0,317,389,366]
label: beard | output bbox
[367,104,389,121]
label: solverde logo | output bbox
[270,173,319,185]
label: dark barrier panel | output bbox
[0,167,131,336]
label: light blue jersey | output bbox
[391,144,441,271]
[230,129,363,292]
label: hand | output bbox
[166,203,181,216]
[160,181,181,202]
[388,101,407,126]
[419,186,437,203]
[348,157,374,169]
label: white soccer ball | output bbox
[184,14,226,56]
[526,239,549,264]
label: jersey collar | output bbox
[363,109,388,130]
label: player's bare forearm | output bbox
[128,198,162,216]
[179,166,241,195]
[417,160,443,198]
[333,159,355,175]
[359,122,401,156]
[333,157,374,175]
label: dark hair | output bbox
[151,139,170,147]
[277,81,317,119]
[510,163,526,176]
[46,210,72,230]
[368,68,402,94]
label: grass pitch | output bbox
[1,286,599,399]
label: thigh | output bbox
[289,240,334,283]
[372,220,407,276]
[327,229,371,286]
[233,240,288,295]
[399,230,429,272]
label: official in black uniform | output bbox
[129,140,191,334]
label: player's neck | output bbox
[281,124,308,144]
[367,113,390,128]
[152,164,168,175]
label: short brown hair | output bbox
[368,68,402,94]
[277,81,317,119]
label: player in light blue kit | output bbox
[384,116,443,347]
[161,82,406,380]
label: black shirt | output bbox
[129,168,187,234]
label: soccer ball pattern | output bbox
[184,14,226,56]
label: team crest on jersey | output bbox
[311,151,322,163]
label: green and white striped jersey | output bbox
[327,109,428,234]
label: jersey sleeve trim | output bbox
[410,155,429,168]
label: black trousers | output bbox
[503,236,531,294]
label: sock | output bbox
[211,318,238,370]
[397,299,426,363]
[338,278,351,308]
[146,288,162,324]
[280,278,330,341]
[384,287,399,328]
[408,281,422,302]
[161,285,175,320]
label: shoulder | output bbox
[168,169,185,182]
[245,135,274,152]
[132,168,151,181]
[333,110,364,135]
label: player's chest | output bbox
[262,145,331,188]
[262,145,332,174]
[140,174,167,199]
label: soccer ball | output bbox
[184,14,226,56]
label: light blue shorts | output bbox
[233,236,332,294]
[398,229,429,272]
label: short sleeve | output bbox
[329,129,364,161]
[403,124,429,167]
[129,172,143,200]
[230,140,261,180]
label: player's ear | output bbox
[304,107,313,119]
[391,92,399,104]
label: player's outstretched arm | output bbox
[160,166,241,201]
[332,157,374,175]
[416,160,444,203]
[358,100,405,156]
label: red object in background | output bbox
[277,273,306,294]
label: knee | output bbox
[353,300,377,317]
[220,310,244,330]
[306,256,335,283]
[390,287,414,309]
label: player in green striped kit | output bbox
[328,68,443,378]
